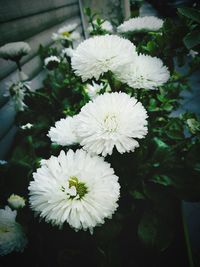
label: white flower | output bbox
[52,23,80,42]
[115,54,170,89]
[44,56,60,70]
[61,48,74,58]
[0,42,31,61]
[8,194,26,209]
[5,81,31,111]
[0,160,7,165]
[85,81,105,99]
[0,206,28,256]
[188,49,198,58]
[88,20,113,33]
[48,116,79,146]
[29,149,120,233]
[21,123,33,130]
[71,35,137,81]
[117,16,163,33]
[76,92,148,156]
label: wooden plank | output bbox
[0,17,81,80]
[0,126,17,160]
[0,4,79,46]
[0,100,16,140]
[0,23,83,107]
[0,0,78,23]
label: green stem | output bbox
[16,60,22,71]
[105,71,115,92]
[182,206,194,267]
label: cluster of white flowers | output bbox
[28,16,172,235]
[117,16,163,33]
[72,34,169,89]
[88,19,113,33]
[5,81,31,111]
[52,23,80,42]
[71,35,136,81]
[0,206,27,256]
[29,149,120,233]
[44,56,60,70]
[48,92,148,156]
[0,42,31,61]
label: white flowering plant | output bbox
[1,6,200,267]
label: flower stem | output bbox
[105,71,115,92]
[16,60,22,71]
[182,206,194,267]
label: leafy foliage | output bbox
[1,5,200,267]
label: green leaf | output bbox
[96,17,102,26]
[150,175,173,186]
[84,7,91,16]
[148,99,159,112]
[157,94,166,103]
[146,41,157,52]
[138,210,173,251]
[153,137,169,149]
[166,118,184,140]
[162,102,174,111]
[183,30,200,49]
[130,190,146,199]
[178,7,200,23]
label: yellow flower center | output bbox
[104,113,118,132]
[62,31,70,37]
[69,176,88,199]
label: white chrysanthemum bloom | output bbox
[21,123,33,130]
[0,206,28,256]
[117,16,163,33]
[0,42,31,61]
[52,23,80,41]
[88,20,113,33]
[61,48,74,58]
[29,149,120,233]
[115,54,170,89]
[8,194,26,209]
[71,35,137,81]
[76,92,148,156]
[5,81,31,111]
[44,56,60,70]
[85,81,105,99]
[48,116,79,146]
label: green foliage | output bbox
[1,6,200,267]
[178,7,200,50]
[138,209,173,251]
